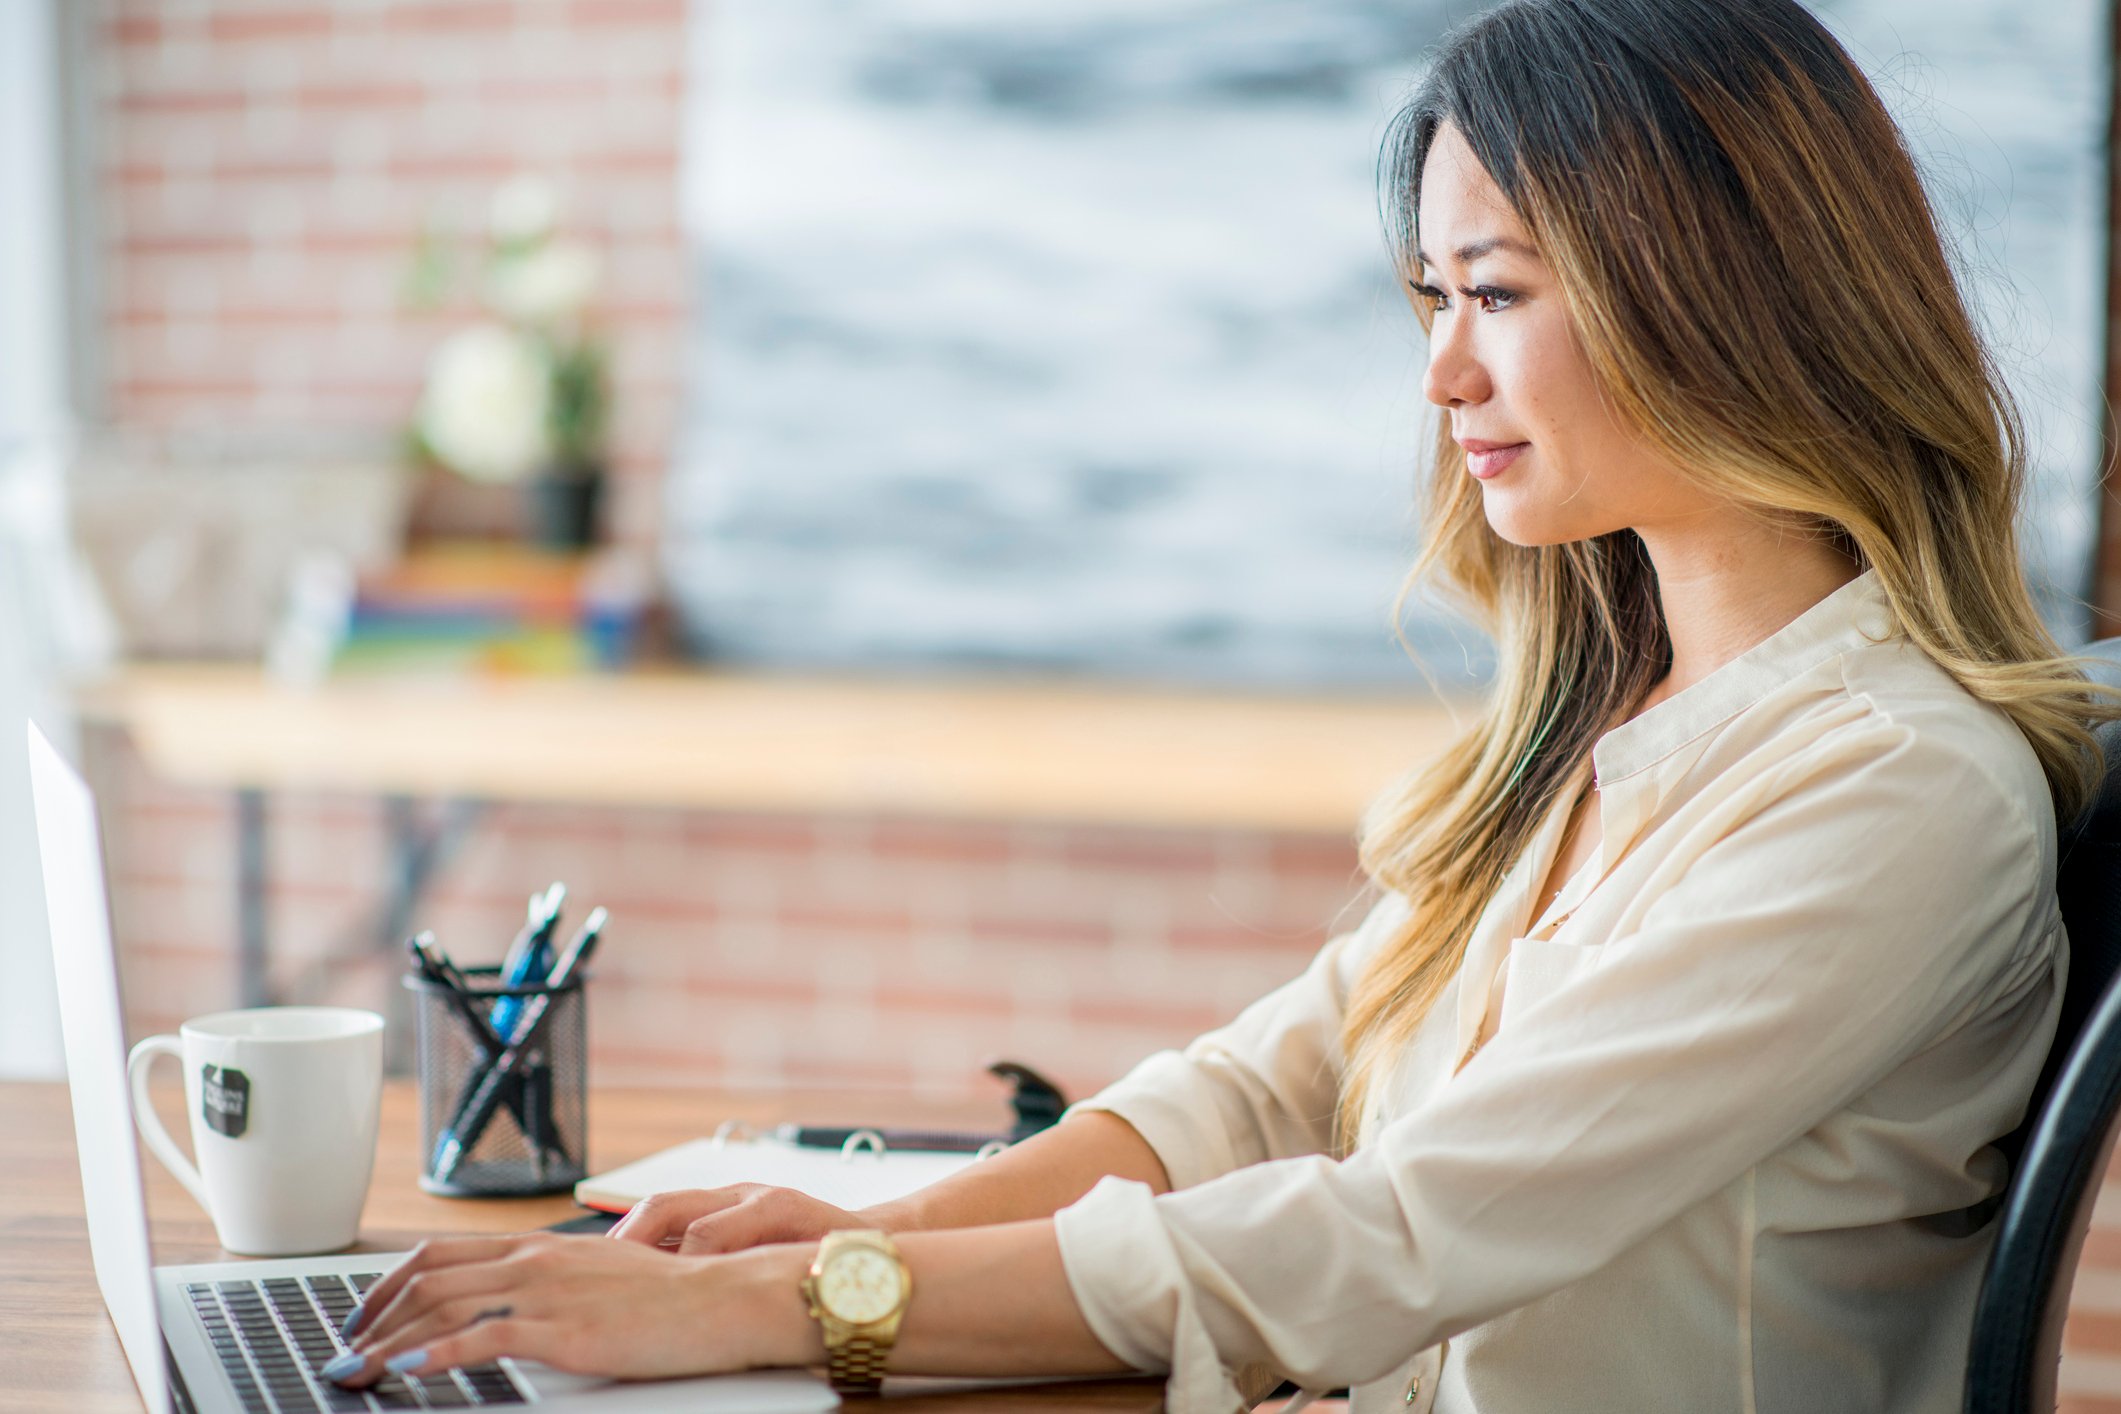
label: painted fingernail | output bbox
[339,1304,364,1339]
[320,1352,364,1382]
[385,1349,430,1374]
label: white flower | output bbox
[486,240,602,325]
[489,174,560,246]
[418,324,554,483]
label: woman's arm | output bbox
[873,1110,1173,1229]
[612,1110,1170,1253]
[617,893,1411,1256]
[324,1220,1128,1387]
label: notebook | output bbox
[576,1133,979,1214]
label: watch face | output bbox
[819,1246,904,1325]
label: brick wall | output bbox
[73,1,2121,1410]
[98,0,685,543]
[89,722,1372,1104]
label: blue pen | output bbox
[490,883,564,1039]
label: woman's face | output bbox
[1415,122,1706,547]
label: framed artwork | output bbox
[667,0,2109,689]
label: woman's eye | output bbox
[1409,282,1515,315]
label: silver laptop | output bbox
[28,722,840,1414]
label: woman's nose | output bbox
[1422,314,1491,409]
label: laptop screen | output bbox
[28,722,173,1414]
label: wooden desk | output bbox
[0,1079,1163,1414]
[83,663,1464,833]
[78,663,1470,1013]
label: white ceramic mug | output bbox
[127,1007,384,1257]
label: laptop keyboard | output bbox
[184,1273,528,1411]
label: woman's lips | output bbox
[1465,442,1528,479]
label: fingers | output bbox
[332,1313,565,1389]
[677,1186,834,1256]
[609,1186,755,1249]
[334,1293,534,1387]
[343,1235,533,1342]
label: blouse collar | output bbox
[1590,566,1893,791]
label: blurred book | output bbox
[270,542,659,684]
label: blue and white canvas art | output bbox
[665,0,2108,691]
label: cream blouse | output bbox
[1051,569,2064,1414]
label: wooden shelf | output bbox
[77,663,1475,834]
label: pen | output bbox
[490,906,605,1054]
[775,1124,1007,1153]
[431,1047,532,1183]
[490,883,565,1039]
[407,932,505,1054]
[773,1059,1068,1152]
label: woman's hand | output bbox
[609,1184,884,1255]
[326,1232,815,1388]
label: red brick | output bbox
[1067,996,1230,1034]
[680,974,816,1006]
[471,76,616,106]
[966,916,1112,949]
[2085,1229,2121,1267]
[1169,921,1330,953]
[781,1054,919,1091]
[869,817,1015,866]
[120,87,252,115]
[206,156,341,182]
[207,10,337,44]
[2067,1309,2121,1352]
[1061,830,1220,873]
[875,986,1012,1019]
[687,816,820,855]
[385,154,523,182]
[107,16,164,46]
[778,904,916,939]
[295,82,427,110]
[565,0,688,26]
[1265,832,1366,878]
[376,2,521,36]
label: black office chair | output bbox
[1964,638,2121,1414]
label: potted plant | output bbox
[404,175,612,549]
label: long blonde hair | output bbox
[1337,0,2121,1146]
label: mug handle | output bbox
[126,1034,213,1214]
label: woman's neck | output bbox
[1633,511,1862,702]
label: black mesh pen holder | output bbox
[404,966,588,1197]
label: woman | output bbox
[326,0,2121,1408]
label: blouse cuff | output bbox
[1053,1174,1250,1414]
[1064,1050,1242,1192]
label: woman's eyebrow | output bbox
[1413,235,1539,270]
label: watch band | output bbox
[804,1230,910,1395]
[826,1333,889,1395]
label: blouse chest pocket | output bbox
[1497,936,1605,1033]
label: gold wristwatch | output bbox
[800,1229,913,1395]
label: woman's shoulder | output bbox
[1740,636,2058,863]
[1844,639,2049,807]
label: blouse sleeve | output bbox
[1064,889,1412,1191]
[1052,720,2060,1410]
